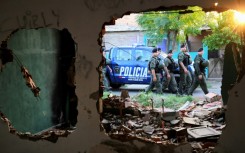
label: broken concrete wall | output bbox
[0,0,245,153]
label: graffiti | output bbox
[103,0,122,9]
[0,18,13,33]
[84,0,103,11]
[17,10,60,29]
[83,0,124,11]
[0,10,60,34]
[51,10,60,27]
[76,54,93,79]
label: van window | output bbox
[135,49,151,61]
[115,48,133,60]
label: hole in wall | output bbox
[97,5,242,152]
[0,28,78,142]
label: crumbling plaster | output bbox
[0,0,245,153]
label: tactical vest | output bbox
[182,54,189,67]
[148,57,161,73]
[167,57,175,72]
[199,57,205,73]
[194,56,205,75]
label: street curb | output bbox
[207,78,222,81]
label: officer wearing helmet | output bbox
[188,47,209,95]
[157,48,170,82]
[102,47,112,91]
[146,47,169,94]
[178,44,192,95]
[163,50,178,94]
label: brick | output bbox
[205,93,220,102]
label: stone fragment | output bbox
[204,93,221,102]
[142,126,154,135]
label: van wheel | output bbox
[110,83,121,89]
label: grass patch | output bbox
[102,91,196,110]
[132,92,195,110]
[207,82,212,88]
[102,91,111,99]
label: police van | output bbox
[105,46,194,89]
[105,46,153,88]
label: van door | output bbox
[133,48,152,84]
[108,47,152,86]
[109,47,135,85]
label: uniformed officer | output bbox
[158,49,170,89]
[102,47,112,91]
[178,44,192,95]
[145,47,163,94]
[163,50,178,93]
[188,47,209,95]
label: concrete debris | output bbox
[205,93,222,103]
[170,119,180,125]
[203,101,222,109]
[201,121,213,127]
[192,110,211,119]
[187,126,221,139]
[177,101,191,111]
[101,93,225,152]
[101,119,110,124]
[162,111,179,121]
[183,117,201,125]
[143,126,155,134]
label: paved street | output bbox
[109,78,222,98]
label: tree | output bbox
[136,7,241,52]
[203,10,245,82]
[203,10,241,50]
[137,6,206,51]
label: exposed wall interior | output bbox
[1,0,245,153]
[0,28,78,141]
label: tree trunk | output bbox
[185,35,190,52]
[166,32,170,52]
[172,30,177,51]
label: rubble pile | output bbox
[101,92,226,152]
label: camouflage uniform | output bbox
[178,52,192,95]
[188,54,209,95]
[157,54,165,85]
[102,58,111,91]
[145,56,163,94]
[163,56,178,93]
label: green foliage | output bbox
[131,91,155,106]
[137,6,206,48]
[180,6,206,36]
[203,10,241,50]
[102,91,111,99]
[132,92,194,110]
[158,95,194,109]
[136,7,241,51]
